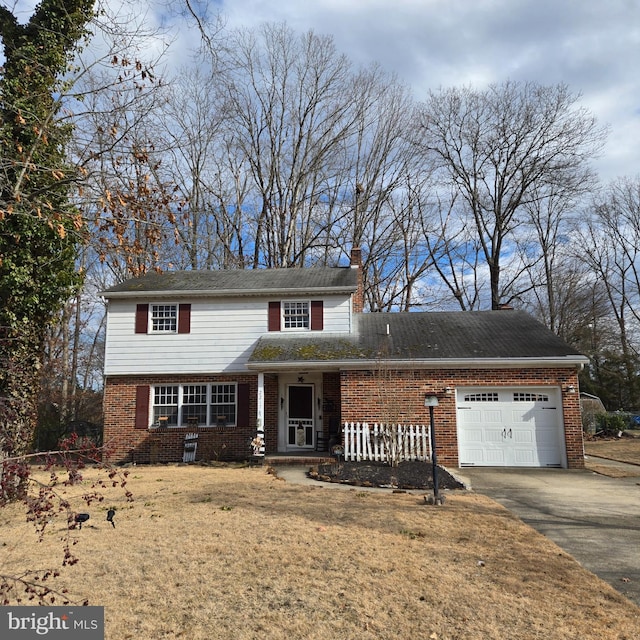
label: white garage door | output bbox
[457,388,564,467]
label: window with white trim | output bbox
[283,301,309,329]
[151,304,177,333]
[513,392,550,402]
[152,383,237,427]
[183,385,208,424]
[463,392,500,402]
[211,384,236,426]
[153,385,179,425]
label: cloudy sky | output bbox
[6,0,639,182]
[211,0,639,183]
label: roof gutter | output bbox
[101,286,357,299]
[246,355,590,372]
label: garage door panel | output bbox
[457,387,564,468]
[485,428,505,444]
[513,430,533,444]
[536,430,560,447]
[484,449,506,464]
[484,409,504,423]
[463,409,483,424]
[460,448,487,464]
[460,428,483,445]
[513,449,536,465]
[510,408,531,423]
[522,408,557,426]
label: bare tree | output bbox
[413,188,487,311]
[220,23,359,267]
[518,177,594,332]
[155,66,236,269]
[334,70,432,311]
[576,177,640,407]
[415,81,606,309]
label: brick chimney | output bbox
[350,247,364,313]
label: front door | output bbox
[287,384,314,449]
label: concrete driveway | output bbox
[456,457,640,607]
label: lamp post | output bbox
[424,395,441,504]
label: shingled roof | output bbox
[248,310,588,369]
[102,267,359,298]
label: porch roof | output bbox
[247,310,589,370]
[101,266,358,298]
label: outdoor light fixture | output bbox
[424,395,442,505]
[566,385,576,394]
[424,395,439,407]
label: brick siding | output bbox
[350,248,364,313]
[105,366,584,468]
[339,367,584,469]
[103,374,262,464]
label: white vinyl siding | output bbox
[104,294,352,375]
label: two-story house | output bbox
[101,249,588,468]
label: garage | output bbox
[457,387,565,467]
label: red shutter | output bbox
[311,300,324,330]
[135,304,149,334]
[237,383,250,428]
[178,304,191,333]
[268,301,281,331]
[135,385,150,429]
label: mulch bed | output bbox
[309,460,465,490]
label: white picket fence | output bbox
[343,422,431,462]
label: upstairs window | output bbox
[152,304,177,333]
[283,301,310,329]
[136,303,191,334]
[268,300,323,331]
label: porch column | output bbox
[257,372,265,429]
[253,372,266,458]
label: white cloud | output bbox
[215,0,640,181]
[5,0,638,181]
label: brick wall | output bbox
[321,372,341,437]
[104,373,265,464]
[105,366,585,468]
[339,367,584,469]
[350,248,364,313]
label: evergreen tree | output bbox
[0,0,94,467]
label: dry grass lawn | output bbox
[2,464,640,640]
[585,436,640,466]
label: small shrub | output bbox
[596,412,627,436]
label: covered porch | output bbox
[256,370,342,455]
